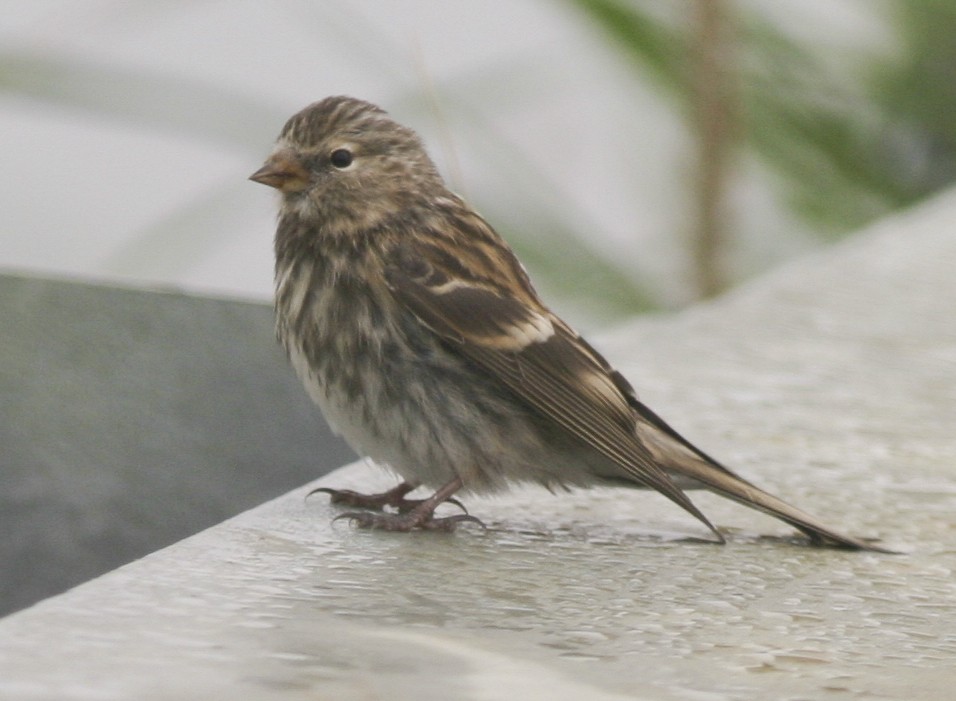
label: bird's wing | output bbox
[383,236,893,552]
[383,239,722,541]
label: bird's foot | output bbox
[333,510,485,532]
[309,482,468,515]
[322,476,482,532]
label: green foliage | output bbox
[871,1,956,198]
[571,0,685,88]
[569,0,956,238]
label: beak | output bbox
[249,149,310,192]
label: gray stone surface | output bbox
[0,275,355,615]
[1,190,954,700]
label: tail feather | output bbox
[670,454,892,552]
[633,413,894,553]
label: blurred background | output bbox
[6,0,956,323]
[4,0,956,613]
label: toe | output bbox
[420,514,487,532]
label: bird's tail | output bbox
[632,408,895,553]
[670,452,892,552]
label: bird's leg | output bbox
[309,480,468,514]
[332,476,484,532]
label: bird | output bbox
[250,95,890,551]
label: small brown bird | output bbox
[251,95,888,550]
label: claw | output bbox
[306,483,468,515]
[445,498,469,515]
[394,497,469,515]
[331,510,486,532]
[307,486,358,503]
[306,483,416,510]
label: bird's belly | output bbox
[286,338,463,486]
[286,333,596,494]
[286,342,387,458]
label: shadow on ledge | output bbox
[0,273,356,616]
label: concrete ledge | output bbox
[1,190,955,699]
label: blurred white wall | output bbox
[0,1,887,314]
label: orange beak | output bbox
[249,149,310,192]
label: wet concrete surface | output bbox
[0,192,954,699]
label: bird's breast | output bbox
[274,252,453,468]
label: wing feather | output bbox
[384,241,721,539]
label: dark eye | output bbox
[330,148,353,168]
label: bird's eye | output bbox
[330,148,353,169]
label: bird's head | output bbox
[250,96,445,229]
